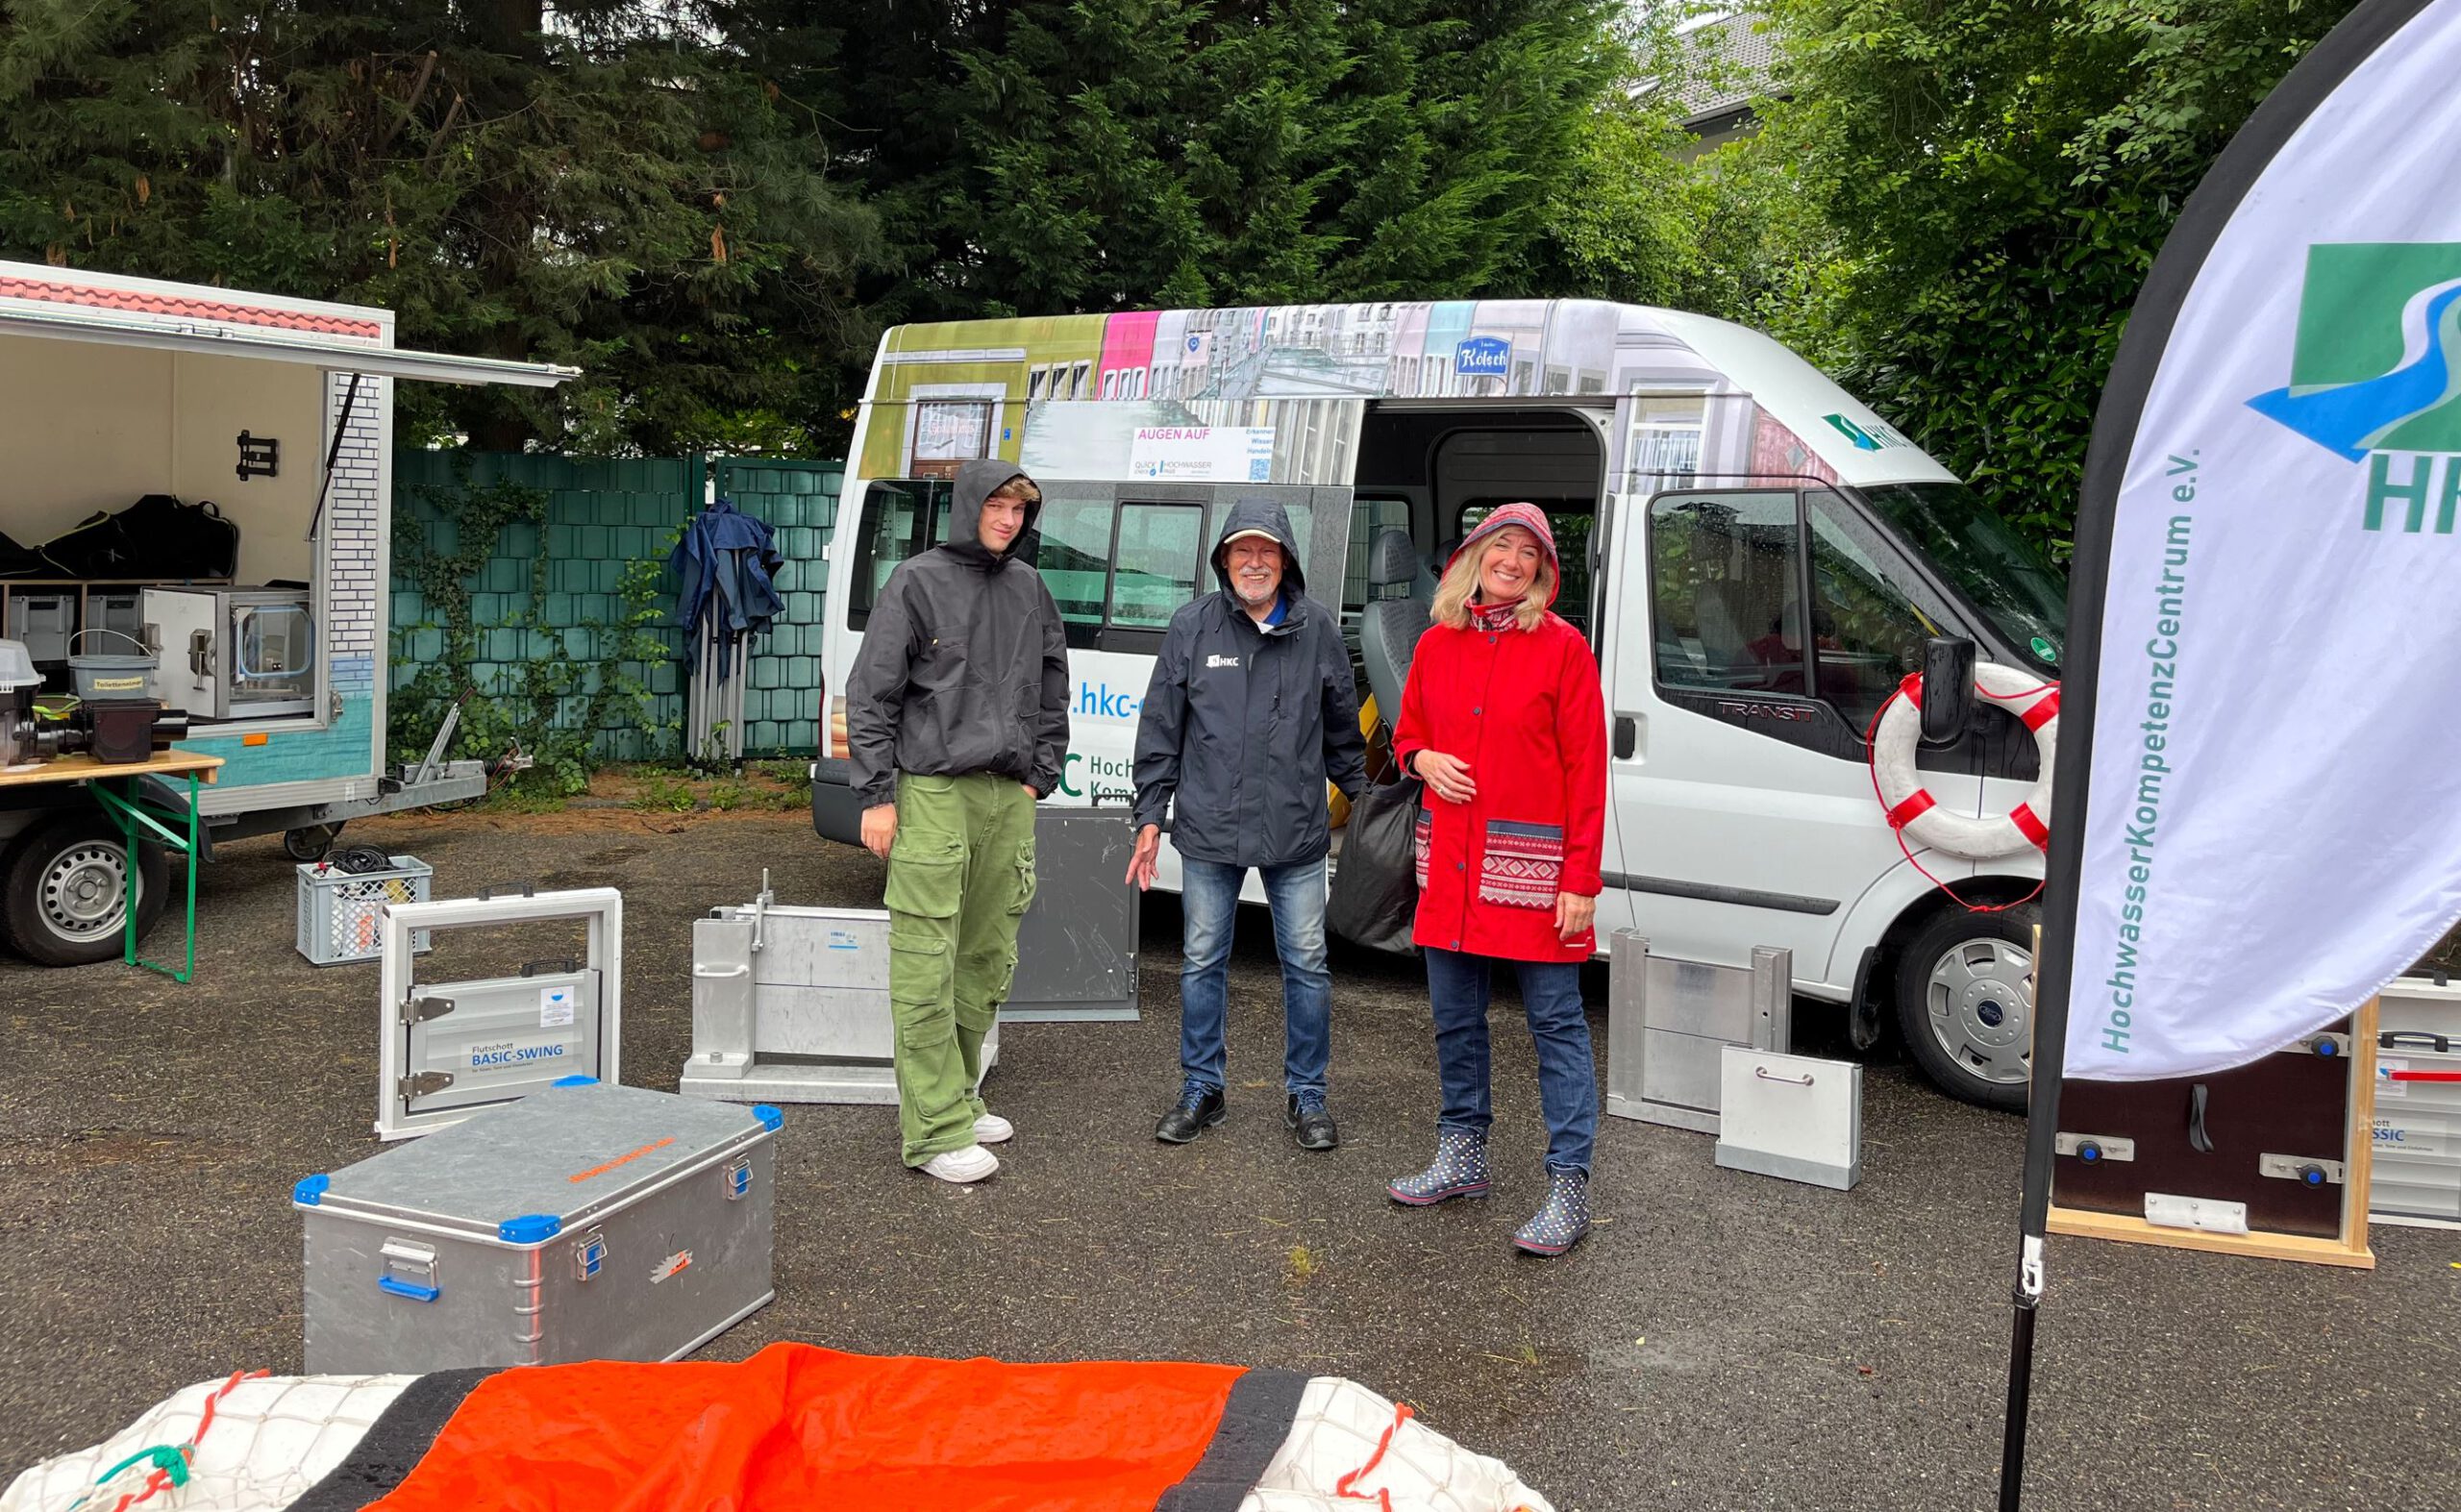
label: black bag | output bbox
[38,495,240,579]
[33,508,137,577]
[0,528,45,578]
[116,494,239,579]
[1328,775,1424,956]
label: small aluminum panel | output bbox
[401,969,602,1117]
[1003,806,1142,1023]
[1605,932,1791,1134]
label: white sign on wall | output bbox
[1128,425,1273,483]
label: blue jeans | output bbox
[1425,948,1598,1176]
[1179,856,1332,1098]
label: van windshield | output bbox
[1859,482,2068,674]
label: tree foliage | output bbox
[803,0,1624,326]
[0,0,879,453]
[1725,0,2366,551]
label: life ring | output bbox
[1870,662,2059,861]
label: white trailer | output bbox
[0,261,574,965]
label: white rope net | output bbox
[6,1373,1552,1512]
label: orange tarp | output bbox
[364,1343,1247,1512]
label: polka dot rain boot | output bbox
[1512,1168,1592,1256]
[1386,1127,1492,1205]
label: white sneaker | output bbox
[973,1112,1014,1145]
[919,1145,999,1184]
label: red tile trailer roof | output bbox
[0,274,385,341]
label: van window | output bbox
[848,479,952,628]
[1112,504,1205,629]
[1035,489,1115,625]
[1646,489,1799,692]
[1803,490,1953,729]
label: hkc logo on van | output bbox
[2246,242,2461,533]
[1454,336,1511,379]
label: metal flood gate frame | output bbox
[681,808,1140,1104]
[1603,932,1792,1135]
[376,886,625,1140]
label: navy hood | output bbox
[1209,498,1306,599]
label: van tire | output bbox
[1893,902,2038,1113]
[0,814,169,968]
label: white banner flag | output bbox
[2059,0,2461,1079]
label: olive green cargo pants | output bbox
[883,771,1037,1165]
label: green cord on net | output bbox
[68,1444,190,1507]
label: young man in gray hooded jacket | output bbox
[846,459,1070,1184]
[1129,500,1366,1150]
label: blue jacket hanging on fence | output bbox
[671,497,785,680]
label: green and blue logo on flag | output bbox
[2249,243,2461,530]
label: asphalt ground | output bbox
[1,806,2455,1511]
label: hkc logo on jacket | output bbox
[2053,1,2461,1083]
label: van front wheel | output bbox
[1894,903,2037,1113]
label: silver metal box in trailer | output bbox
[294,1079,780,1375]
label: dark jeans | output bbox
[1179,856,1332,1098]
[1425,947,1598,1176]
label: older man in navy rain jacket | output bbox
[1128,500,1365,1151]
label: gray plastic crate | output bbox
[297,856,433,966]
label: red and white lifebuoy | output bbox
[1871,663,2059,861]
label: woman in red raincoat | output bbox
[1385,502,1607,1255]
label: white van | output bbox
[0,261,573,965]
[808,300,2066,1109]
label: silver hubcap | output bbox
[1926,935,2033,1086]
[40,842,134,942]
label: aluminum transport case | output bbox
[294,1079,780,1374]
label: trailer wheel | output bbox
[0,815,169,968]
[1894,902,2037,1113]
[285,824,342,861]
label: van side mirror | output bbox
[1921,637,1976,744]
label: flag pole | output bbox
[1989,1,2438,1502]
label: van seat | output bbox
[1359,529,1432,734]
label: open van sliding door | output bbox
[1595,481,1986,995]
[815,466,1355,873]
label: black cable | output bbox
[327,844,395,875]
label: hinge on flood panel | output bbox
[2053,1132,2136,1164]
[2257,1153,2345,1188]
[399,1071,455,1101]
[401,994,455,1026]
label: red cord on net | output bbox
[1333,1400,1418,1512]
[108,1369,266,1512]
[1863,676,2050,917]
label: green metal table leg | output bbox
[90,772,203,983]
[115,779,139,970]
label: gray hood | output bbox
[1209,498,1306,600]
[942,458,1041,571]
